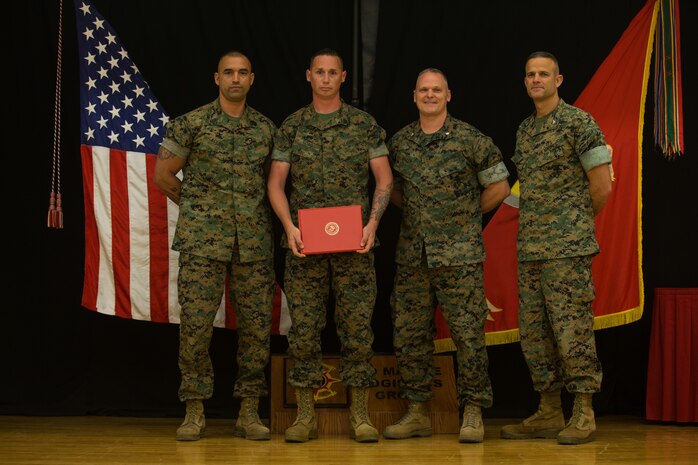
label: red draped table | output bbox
[646,288,698,422]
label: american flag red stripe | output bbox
[109,148,131,318]
[145,153,171,323]
[81,145,99,311]
[223,278,237,329]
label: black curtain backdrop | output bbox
[4,0,696,420]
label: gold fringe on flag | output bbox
[48,0,64,229]
[653,0,684,158]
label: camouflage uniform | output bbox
[513,99,611,394]
[388,115,509,407]
[272,102,388,388]
[161,99,276,401]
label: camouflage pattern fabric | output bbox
[162,99,276,263]
[391,260,493,407]
[513,100,607,394]
[518,256,602,393]
[177,251,275,401]
[388,114,509,268]
[387,114,506,407]
[271,102,388,229]
[284,252,377,388]
[163,100,277,401]
[513,100,611,261]
[272,102,387,388]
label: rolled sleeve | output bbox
[580,144,611,172]
[271,147,291,163]
[477,161,509,186]
[369,142,389,160]
[160,137,189,160]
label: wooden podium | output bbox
[270,354,459,434]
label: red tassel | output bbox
[55,192,64,229]
[47,192,56,227]
[47,192,64,229]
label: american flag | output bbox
[76,0,289,333]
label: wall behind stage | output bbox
[3,0,696,419]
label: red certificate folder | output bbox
[297,205,363,254]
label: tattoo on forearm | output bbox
[157,146,176,160]
[370,182,393,221]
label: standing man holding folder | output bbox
[267,48,393,443]
[384,68,510,443]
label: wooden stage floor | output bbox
[0,415,696,464]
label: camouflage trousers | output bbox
[177,250,275,401]
[284,250,377,388]
[391,260,493,408]
[518,255,602,393]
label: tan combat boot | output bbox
[234,397,271,441]
[500,390,565,439]
[459,403,484,443]
[383,401,432,439]
[176,399,206,441]
[557,393,596,445]
[349,387,379,442]
[284,388,318,442]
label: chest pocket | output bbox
[518,127,586,194]
[437,152,474,199]
[289,128,322,191]
[187,125,236,191]
[332,136,367,189]
[522,129,572,171]
[234,132,271,194]
[393,146,426,195]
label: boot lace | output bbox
[462,404,480,429]
[242,401,261,424]
[568,399,584,427]
[396,404,423,425]
[186,402,203,419]
[182,401,204,427]
[354,409,370,424]
[239,401,262,426]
